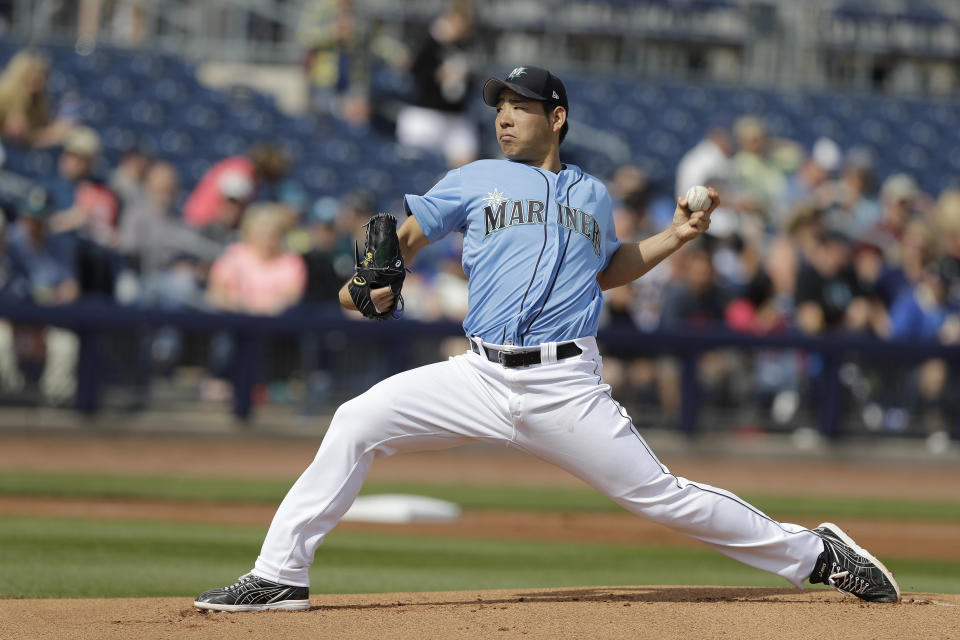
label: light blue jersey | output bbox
[405,159,621,346]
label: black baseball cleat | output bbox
[194,573,311,612]
[809,522,901,603]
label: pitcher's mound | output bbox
[2,586,956,640]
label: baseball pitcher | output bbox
[194,66,899,611]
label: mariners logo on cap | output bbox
[507,67,527,80]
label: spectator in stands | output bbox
[660,244,728,330]
[657,243,736,422]
[611,165,655,236]
[895,219,936,293]
[274,181,313,257]
[785,203,826,268]
[727,234,798,337]
[183,144,291,228]
[207,203,307,316]
[599,165,671,410]
[794,230,866,335]
[298,0,371,125]
[820,146,880,239]
[331,188,377,274]
[725,241,802,425]
[109,147,151,207]
[934,189,960,304]
[731,115,788,215]
[203,204,308,403]
[853,232,898,305]
[604,164,669,330]
[117,161,220,307]
[199,170,255,249]
[297,196,341,415]
[3,187,79,404]
[0,50,76,148]
[886,262,960,440]
[871,173,929,252]
[46,126,123,298]
[781,137,841,223]
[301,197,344,305]
[396,0,478,168]
[46,127,99,210]
[846,239,892,339]
[675,125,733,199]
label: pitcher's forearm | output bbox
[597,227,684,291]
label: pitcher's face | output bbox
[495,89,559,163]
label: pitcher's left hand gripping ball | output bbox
[348,213,406,320]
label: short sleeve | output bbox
[599,191,621,270]
[403,168,464,242]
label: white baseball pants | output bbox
[253,337,824,588]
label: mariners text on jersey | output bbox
[404,159,621,346]
[483,197,603,258]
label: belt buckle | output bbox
[497,349,509,365]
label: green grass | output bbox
[1,471,959,522]
[1,515,957,598]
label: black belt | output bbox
[470,341,582,368]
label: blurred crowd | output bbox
[0,0,957,440]
[604,116,960,442]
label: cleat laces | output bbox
[827,565,870,597]
[226,574,256,593]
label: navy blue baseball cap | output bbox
[482,66,569,143]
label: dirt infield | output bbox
[1,587,957,640]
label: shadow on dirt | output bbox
[310,586,820,611]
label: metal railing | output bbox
[2,298,958,441]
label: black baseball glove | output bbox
[347,213,406,320]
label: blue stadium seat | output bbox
[899,144,930,173]
[811,115,843,140]
[157,130,196,158]
[211,132,252,157]
[877,99,911,125]
[128,99,166,128]
[908,121,938,149]
[299,166,341,193]
[101,125,139,153]
[182,104,221,131]
[149,77,190,105]
[610,104,647,132]
[661,107,694,134]
[99,74,136,101]
[859,118,891,146]
[729,89,768,114]
[78,97,110,126]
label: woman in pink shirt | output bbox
[208,203,306,315]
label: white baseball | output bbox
[685,185,712,212]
